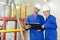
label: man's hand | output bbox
[37,25,44,32]
[25,25,31,29]
[37,29,41,32]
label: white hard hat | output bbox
[34,4,42,10]
[43,5,51,11]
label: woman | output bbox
[42,5,57,40]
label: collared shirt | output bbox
[26,13,45,40]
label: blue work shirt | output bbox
[26,14,45,40]
[44,15,57,40]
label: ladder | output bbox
[6,0,25,40]
[0,0,25,40]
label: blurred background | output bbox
[0,0,60,40]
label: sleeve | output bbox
[25,17,30,31]
[26,16,30,23]
[44,17,57,29]
[41,17,45,24]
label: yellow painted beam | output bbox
[16,4,21,18]
[0,29,25,33]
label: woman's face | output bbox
[43,10,50,17]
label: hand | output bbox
[25,25,31,29]
[37,29,41,32]
[41,25,44,29]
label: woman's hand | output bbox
[41,25,44,29]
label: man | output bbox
[25,4,45,40]
[42,5,57,40]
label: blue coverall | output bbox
[44,15,57,40]
[26,14,45,40]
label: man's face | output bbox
[34,7,40,13]
[43,10,50,17]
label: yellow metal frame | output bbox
[0,29,25,32]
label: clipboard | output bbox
[25,23,43,30]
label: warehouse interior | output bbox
[0,0,60,40]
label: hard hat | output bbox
[43,5,51,11]
[34,4,42,10]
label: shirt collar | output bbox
[32,13,39,17]
[46,14,51,19]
